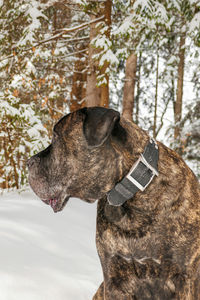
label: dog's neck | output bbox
[107,118,159,207]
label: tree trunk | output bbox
[70,43,87,112]
[86,13,101,107]
[135,52,141,125]
[174,33,186,140]
[86,0,111,108]
[153,51,159,138]
[100,0,111,108]
[122,53,137,121]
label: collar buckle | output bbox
[126,153,159,192]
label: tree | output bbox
[0,95,48,189]
[85,0,112,107]
[174,32,186,141]
[1,0,200,190]
[122,53,137,121]
[70,41,88,111]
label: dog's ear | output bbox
[82,107,120,147]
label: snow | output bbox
[0,189,102,300]
[92,36,112,51]
[27,127,41,139]
[99,50,119,67]
[0,100,19,116]
[189,12,200,33]
[10,75,24,89]
[133,0,152,12]
[114,15,133,36]
[25,60,37,76]
[17,1,47,46]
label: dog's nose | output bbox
[27,156,40,169]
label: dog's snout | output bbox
[27,156,40,169]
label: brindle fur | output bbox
[27,107,200,300]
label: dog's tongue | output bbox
[42,196,69,213]
[49,199,57,209]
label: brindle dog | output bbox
[27,107,200,300]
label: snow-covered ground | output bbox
[0,189,102,300]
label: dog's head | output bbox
[27,107,127,212]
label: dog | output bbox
[27,107,200,300]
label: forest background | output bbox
[0,0,199,190]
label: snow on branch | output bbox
[0,16,104,63]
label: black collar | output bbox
[107,138,159,206]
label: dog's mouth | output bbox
[42,195,70,213]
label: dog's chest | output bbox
[96,207,165,292]
[96,200,160,262]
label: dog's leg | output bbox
[92,282,104,300]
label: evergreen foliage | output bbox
[0,0,199,189]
